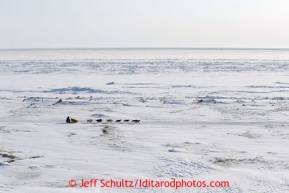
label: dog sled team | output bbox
[66,116,140,124]
[87,119,140,124]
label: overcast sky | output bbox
[1,0,289,49]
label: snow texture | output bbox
[1,49,289,192]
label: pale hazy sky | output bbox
[1,0,289,48]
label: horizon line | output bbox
[1,47,289,51]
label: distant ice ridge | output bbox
[44,87,132,94]
[1,59,289,75]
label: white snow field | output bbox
[1,49,289,193]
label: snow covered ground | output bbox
[1,49,289,192]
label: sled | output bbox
[71,118,78,123]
